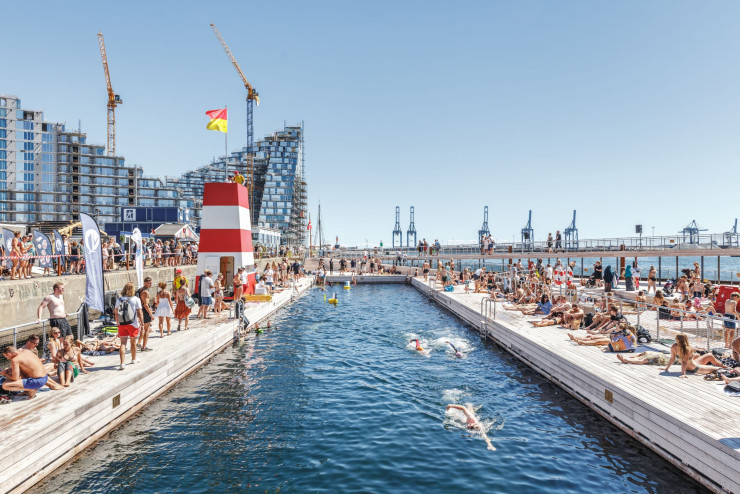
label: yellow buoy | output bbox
[328,298,338,305]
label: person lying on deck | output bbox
[663,334,725,378]
[568,324,632,346]
[617,351,672,366]
[522,295,552,316]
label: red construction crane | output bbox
[97,32,123,156]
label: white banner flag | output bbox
[132,228,144,289]
[80,213,105,312]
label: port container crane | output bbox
[210,23,260,215]
[478,206,490,241]
[392,206,403,247]
[97,33,122,156]
[564,210,579,250]
[406,206,417,248]
[521,210,533,251]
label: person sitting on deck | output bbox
[584,305,623,334]
[675,276,689,298]
[662,333,725,378]
[1,345,48,402]
[522,294,552,316]
[561,303,584,330]
[544,296,571,319]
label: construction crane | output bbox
[97,33,122,156]
[210,23,260,215]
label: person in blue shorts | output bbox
[1,345,48,402]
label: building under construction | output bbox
[0,94,190,229]
[167,123,307,246]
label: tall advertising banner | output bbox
[1,229,14,269]
[80,213,105,312]
[53,230,64,269]
[32,230,53,268]
[132,228,144,289]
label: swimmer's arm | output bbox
[481,432,496,451]
[446,404,475,421]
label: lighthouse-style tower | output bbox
[196,182,256,297]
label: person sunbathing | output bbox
[662,333,725,378]
[585,306,622,333]
[617,351,671,366]
[522,295,552,316]
[532,317,562,327]
[1,345,48,401]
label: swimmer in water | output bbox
[254,322,263,334]
[446,404,496,451]
[267,320,274,330]
[446,341,463,358]
[410,339,424,351]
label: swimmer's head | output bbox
[455,351,463,357]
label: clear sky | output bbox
[2,1,739,246]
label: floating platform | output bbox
[0,278,313,494]
[410,278,740,494]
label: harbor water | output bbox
[32,285,705,493]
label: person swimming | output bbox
[410,339,424,351]
[446,341,463,357]
[446,403,496,451]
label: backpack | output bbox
[583,312,594,328]
[636,325,652,343]
[118,297,136,325]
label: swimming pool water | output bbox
[31,285,706,493]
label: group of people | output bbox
[416,239,442,256]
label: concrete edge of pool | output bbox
[0,278,314,494]
[410,277,740,494]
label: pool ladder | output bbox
[480,297,496,339]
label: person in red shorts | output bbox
[114,282,144,370]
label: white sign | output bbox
[123,208,136,221]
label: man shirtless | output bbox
[446,404,495,451]
[562,304,584,329]
[1,345,48,402]
[37,282,72,338]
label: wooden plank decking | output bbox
[0,278,313,494]
[411,277,740,494]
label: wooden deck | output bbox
[411,278,740,494]
[0,278,313,494]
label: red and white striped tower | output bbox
[196,182,256,295]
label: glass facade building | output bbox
[0,93,191,227]
[167,123,307,245]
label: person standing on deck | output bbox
[136,277,154,352]
[724,292,740,350]
[37,282,72,338]
[547,233,553,252]
[555,230,562,252]
[632,261,641,290]
[114,282,144,370]
[198,270,214,320]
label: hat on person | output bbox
[176,268,183,274]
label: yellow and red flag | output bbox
[205,108,228,133]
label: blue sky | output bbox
[2,1,740,245]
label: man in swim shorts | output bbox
[1,345,48,402]
[37,282,72,338]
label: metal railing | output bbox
[480,297,496,339]
[0,304,88,367]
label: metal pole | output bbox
[658,256,662,282]
[718,256,721,285]
[701,256,704,281]
[675,256,679,281]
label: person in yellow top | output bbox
[232,170,245,186]
[174,268,189,290]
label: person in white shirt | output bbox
[264,267,274,290]
[198,270,215,319]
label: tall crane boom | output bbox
[97,32,122,156]
[210,23,259,215]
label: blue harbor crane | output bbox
[564,210,579,251]
[478,206,491,241]
[724,218,738,248]
[521,210,534,251]
[406,206,417,248]
[392,206,403,247]
[679,220,707,245]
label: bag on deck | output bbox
[607,330,636,353]
[636,325,652,343]
[583,312,594,328]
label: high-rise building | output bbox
[0,93,191,227]
[167,123,307,245]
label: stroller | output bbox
[662,279,675,295]
[585,274,597,288]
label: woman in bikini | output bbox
[647,265,657,294]
[213,273,224,315]
[663,333,725,378]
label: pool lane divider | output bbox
[0,278,314,494]
[410,277,740,494]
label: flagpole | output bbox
[224,105,228,183]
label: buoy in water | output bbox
[343,281,351,290]
[328,292,339,305]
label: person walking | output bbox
[114,282,144,370]
[153,281,174,337]
[37,282,72,338]
[136,277,154,352]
